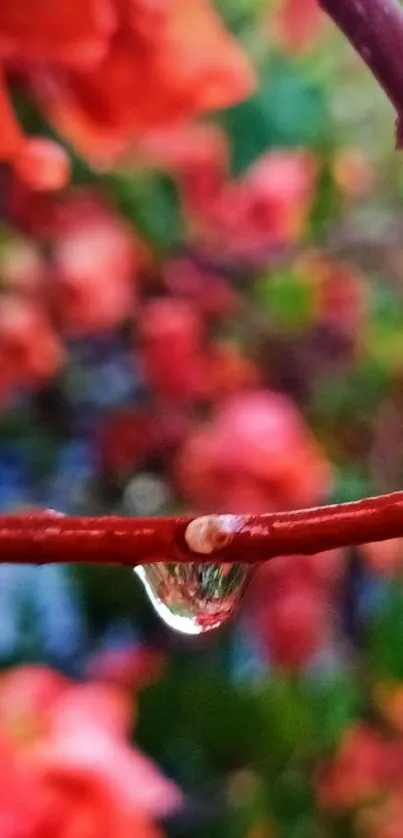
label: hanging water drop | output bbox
[134,562,251,635]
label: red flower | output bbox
[300,253,368,339]
[163,258,239,320]
[191,150,317,259]
[317,725,401,811]
[0,66,23,160]
[248,551,341,669]
[0,665,182,838]
[0,296,64,394]
[0,0,115,67]
[271,0,327,53]
[135,122,229,213]
[47,188,148,335]
[12,138,70,192]
[86,645,164,691]
[0,0,254,180]
[262,583,329,669]
[177,390,332,512]
[139,298,211,404]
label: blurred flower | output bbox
[317,724,401,811]
[0,0,114,67]
[28,0,254,166]
[135,122,229,213]
[0,296,64,394]
[177,389,332,512]
[86,644,164,691]
[0,0,253,180]
[332,148,375,199]
[296,252,368,340]
[361,540,403,576]
[139,297,211,404]
[207,340,261,398]
[193,150,317,260]
[163,257,239,320]
[49,189,146,335]
[12,138,70,192]
[249,551,340,669]
[98,407,155,477]
[0,665,181,838]
[270,0,327,53]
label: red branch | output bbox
[318,0,403,145]
[2,491,403,566]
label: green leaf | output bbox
[330,468,373,504]
[308,158,343,241]
[256,677,318,766]
[369,581,403,681]
[306,677,361,751]
[254,270,316,332]
[219,58,328,176]
[103,170,184,254]
[137,663,263,785]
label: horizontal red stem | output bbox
[1,491,403,566]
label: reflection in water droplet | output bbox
[135,562,251,635]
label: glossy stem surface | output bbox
[0,491,403,565]
[319,0,403,143]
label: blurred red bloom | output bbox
[297,253,368,339]
[0,0,253,180]
[177,389,332,512]
[135,122,229,213]
[163,258,239,320]
[98,407,155,477]
[0,296,64,395]
[0,0,115,67]
[12,138,70,192]
[317,725,401,811]
[192,150,317,259]
[249,552,340,669]
[49,189,147,335]
[0,665,181,838]
[260,582,329,669]
[271,0,327,53]
[86,645,164,691]
[207,340,261,398]
[139,298,211,405]
[332,148,375,199]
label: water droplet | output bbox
[135,562,251,635]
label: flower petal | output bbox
[31,0,254,164]
[0,0,116,68]
[0,66,23,160]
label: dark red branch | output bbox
[2,491,403,567]
[318,0,403,145]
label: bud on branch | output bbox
[2,491,403,567]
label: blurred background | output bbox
[1,0,403,836]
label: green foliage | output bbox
[104,171,184,254]
[255,269,316,332]
[369,581,403,682]
[137,664,360,837]
[220,58,328,176]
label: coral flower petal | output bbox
[0,0,116,68]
